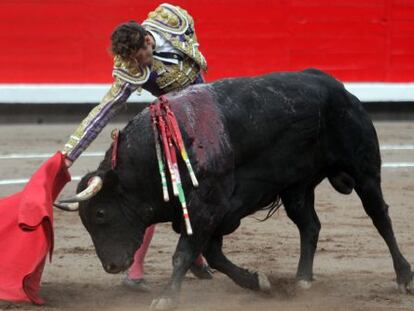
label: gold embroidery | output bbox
[151,57,201,94]
[170,16,179,26]
[112,55,151,85]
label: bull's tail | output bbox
[327,89,381,196]
[255,196,283,221]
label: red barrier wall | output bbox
[1,0,413,83]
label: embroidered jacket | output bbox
[62,3,207,162]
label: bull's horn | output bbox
[57,176,103,203]
[53,202,79,212]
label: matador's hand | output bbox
[61,151,73,168]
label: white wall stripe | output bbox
[382,162,414,168]
[0,163,414,186]
[1,83,414,103]
[380,144,414,150]
[0,84,155,104]
[345,82,414,102]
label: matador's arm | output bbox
[62,77,137,163]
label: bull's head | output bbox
[54,169,149,274]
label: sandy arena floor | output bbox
[0,121,413,311]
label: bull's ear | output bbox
[103,169,119,188]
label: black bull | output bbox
[68,69,412,308]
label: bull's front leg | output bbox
[150,233,207,310]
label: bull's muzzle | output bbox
[53,176,103,211]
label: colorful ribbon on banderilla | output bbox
[150,95,199,235]
[110,128,120,169]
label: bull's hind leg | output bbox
[355,176,413,293]
[204,236,272,293]
[281,186,320,289]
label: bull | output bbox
[55,68,413,310]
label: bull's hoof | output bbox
[297,279,312,290]
[122,276,151,292]
[190,262,214,280]
[397,280,413,294]
[257,272,272,293]
[397,271,413,294]
[150,297,177,310]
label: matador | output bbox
[60,3,212,291]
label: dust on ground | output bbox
[0,121,413,311]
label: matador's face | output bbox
[133,34,154,67]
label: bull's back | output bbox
[160,69,372,187]
[208,69,340,166]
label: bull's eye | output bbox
[96,209,105,222]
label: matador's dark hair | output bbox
[110,20,148,60]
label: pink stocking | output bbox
[127,224,156,279]
[194,253,205,266]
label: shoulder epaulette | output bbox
[142,3,191,35]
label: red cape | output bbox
[0,151,71,304]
